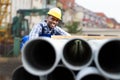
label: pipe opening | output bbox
[12,67,40,80]
[47,65,75,80]
[81,74,107,80]
[63,39,92,66]
[98,40,120,73]
[24,39,56,70]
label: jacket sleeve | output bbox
[55,26,71,36]
[29,23,42,40]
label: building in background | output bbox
[56,0,74,10]
[1,0,119,30]
[11,0,58,29]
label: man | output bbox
[29,7,70,39]
[20,7,70,49]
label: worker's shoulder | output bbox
[39,20,47,26]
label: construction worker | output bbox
[29,7,71,39]
[20,7,70,49]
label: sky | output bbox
[75,0,120,23]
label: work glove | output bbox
[20,35,29,49]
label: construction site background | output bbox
[0,0,120,80]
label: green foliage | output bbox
[65,22,82,34]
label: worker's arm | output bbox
[29,23,42,40]
[54,26,71,36]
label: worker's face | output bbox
[47,15,60,28]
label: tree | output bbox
[65,21,82,34]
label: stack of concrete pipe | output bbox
[12,37,120,80]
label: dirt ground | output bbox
[0,56,22,80]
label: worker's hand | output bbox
[20,35,29,49]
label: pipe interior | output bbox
[47,66,75,80]
[81,74,107,80]
[98,40,120,73]
[24,39,56,70]
[12,67,40,80]
[63,39,92,66]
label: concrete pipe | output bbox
[21,37,64,76]
[62,38,93,70]
[47,65,75,80]
[12,66,40,80]
[94,38,120,79]
[76,67,109,80]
